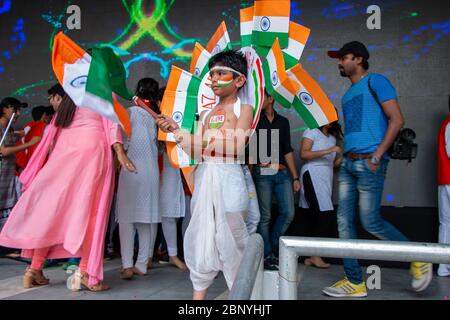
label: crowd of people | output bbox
[0,41,447,299]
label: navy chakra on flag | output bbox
[271,71,278,86]
[70,75,88,88]
[260,16,271,32]
[172,111,183,123]
[212,45,221,55]
[194,67,201,77]
[299,92,314,105]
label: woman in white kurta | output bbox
[299,121,342,268]
[159,146,187,270]
[115,78,160,278]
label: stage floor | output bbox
[0,257,448,300]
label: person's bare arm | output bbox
[0,136,41,157]
[284,151,301,192]
[300,138,341,161]
[112,142,137,173]
[373,99,404,159]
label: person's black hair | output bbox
[47,84,66,99]
[157,87,166,103]
[351,55,369,70]
[208,50,248,79]
[135,78,160,114]
[31,106,47,121]
[44,105,55,116]
[264,89,274,106]
[323,121,343,140]
[0,97,27,117]
[54,94,77,128]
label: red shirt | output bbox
[438,114,450,185]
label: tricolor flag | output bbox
[166,142,195,168]
[158,66,200,142]
[252,0,290,48]
[206,21,232,55]
[240,6,254,47]
[189,42,211,78]
[52,32,132,136]
[282,22,311,69]
[287,64,338,128]
[263,38,298,109]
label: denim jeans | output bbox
[337,158,409,284]
[253,168,295,258]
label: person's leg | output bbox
[271,170,295,258]
[357,160,408,242]
[161,217,187,270]
[147,223,158,269]
[336,159,363,284]
[253,168,275,259]
[118,223,135,271]
[23,247,51,288]
[133,223,152,274]
[438,185,450,276]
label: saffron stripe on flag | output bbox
[240,6,254,47]
[254,0,290,17]
[189,42,211,78]
[287,64,338,128]
[206,21,232,55]
[282,22,311,69]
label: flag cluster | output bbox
[240,0,338,129]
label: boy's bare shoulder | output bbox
[241,104,253,114]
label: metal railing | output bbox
[279,236,450,300]
[229,233,264,300]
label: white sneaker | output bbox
[437,264,450,277]
[410,262,433,292]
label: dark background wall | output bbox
[1,0,449,209]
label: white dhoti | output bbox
[184,163,249,291]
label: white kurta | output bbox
[115,107,160,224]
[299,128,337,212]
[159,151,185,218]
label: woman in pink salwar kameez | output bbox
[0,85,136,291]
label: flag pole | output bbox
[0,112,16,171]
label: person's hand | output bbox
[328,146,342,154]
[156,114,179,133]
[28,136,41,147]
[117,152,137,173]
[293,179,301,193]
[366,159,379,173]
[0,146,4,155]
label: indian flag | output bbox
[252,0,290,48]
[52,32,132,136]
[158,66,200,142]
[282,22,311,69]
[263,38,298,109]
[206,21,232,55]
[189,42,211,78]
[166,142,195,168]
[240,6,254,47]
[287,64,338,129]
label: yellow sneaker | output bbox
[322,278,368,298]
[410,262,433,292]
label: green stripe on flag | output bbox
[292,98,320,129]
[87,47,132,101]
[184,74,202,133]
[252,69,259,117]
[241,34,253,47]
[255,46,270,61]
[253,31,288,48]
[262,61,292,109]
[283,53,299,70]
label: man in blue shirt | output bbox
[322,41,432,297]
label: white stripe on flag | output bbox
[287,70,329,126]
[266,50,295,103]
[283,39,306,61]
[211,34,230,55]
[253,16,289,33]
[166,91,188,142]
[193,50,210,77]
[241,21,253,36]
[82,91,120,124]
[176,71,192,92]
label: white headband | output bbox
[210,66,243,77]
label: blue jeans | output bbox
[253,168,295,258]
[337,158,409,284]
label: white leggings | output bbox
[439,186,450,269]
[119,223,158,274]
[161,217,179,257]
